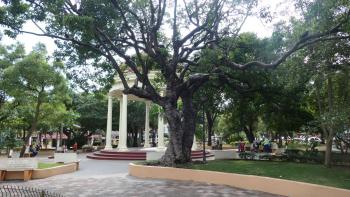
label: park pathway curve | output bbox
[1,154,283,197]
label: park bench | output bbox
[0,158,38,181]
[54,153,80,170]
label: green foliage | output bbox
[205,32,314,142]
[1,0,349,165]
[286,141,308,150]
[0,43,73,150]
[0,42,25,124]
[283,149,324,164]
[0,129,22,151]
[72,93,109,132]
[239,152,256,160]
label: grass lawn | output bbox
[189,160,350,190]
[38,162,63,169]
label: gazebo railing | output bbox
[0,185,63,197]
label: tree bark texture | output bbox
[244,126,255,143]
[159,93,196,166]
[205,111,214,146]
[324,137,333,167]
[324,76,335,168]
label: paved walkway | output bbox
[1,154,282,197]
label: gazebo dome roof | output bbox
[109,70,161,101]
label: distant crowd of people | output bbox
[29,144,41,157]
[27,142,78,157]
[238,138,273,153]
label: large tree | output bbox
[1,0,349,165]
[0,43,25,123]
[1,45,69,156]
[289,0,350,167]
[306,41,350,167]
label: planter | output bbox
[129,163,350,197]
[2,163,78,181]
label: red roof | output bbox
[40,133,68,140]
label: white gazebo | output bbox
[104,71,166,151]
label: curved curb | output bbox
[32,163,78,179]
[129,163,350,197]
[3,163,78,180]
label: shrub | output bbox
[239,152,256,160]
[0,129,23,155]
[284,149,323,163]
[81,145,94,152]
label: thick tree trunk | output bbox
[325,137,333,168]
[159,93,196,166]
[324,76,335,167]
[243,126,255,143]
[315,76,333,167]
[205,111,214,146]
[22,130,26,141]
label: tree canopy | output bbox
[0,0,349,165]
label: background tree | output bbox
[1,0,349,165]
[1,44,69,156]
[193,83,224,146]
[292,0,350,167]
[306,41,350,167]
[0,128,23,156]
[0,43,25,123]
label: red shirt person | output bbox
[73,142,78,152]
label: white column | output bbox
[104,95,113,150]
[144,101,151,148]
[56,133,60,151]
[157,112,165,150]
[118,94,128,151]
[48,139,52,148]
[192,135,198,150]
[118,97,123,145]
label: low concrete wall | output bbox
[146,151,165,161]
[129,163,350,197]
[209,150,239,159]
[3,163,78,180]
[32,163,77,179]
[2,171,24,180]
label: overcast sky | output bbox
[1,0,296,55]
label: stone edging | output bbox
[32,162,78,179]
[129,163,350,197]
[3,163,78,180]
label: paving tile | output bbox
[1,154,283,197]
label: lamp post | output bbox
[202,106,206,163]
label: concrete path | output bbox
[1,154,282,197]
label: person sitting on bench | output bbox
[29,145,38,157]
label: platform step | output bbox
[100,150,146,154]
[87,155,146,160]
[87,150,213,161]
[93,152,146,157]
